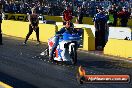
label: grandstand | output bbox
[1,0,131,16]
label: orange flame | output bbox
[78,66,86,76]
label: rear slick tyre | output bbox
[71,45,77,65]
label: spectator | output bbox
[1,0,132,27]
[118,7,131,27]
[107,7,115,26]
[112,4,118,26]
[93,7,108,50]
[48,3,53,15]
[9,1,14,13]
[76,6,84,24]
[3,1,9,13]
[23,8,40,45]
[62,0,68,7]
[62,5,73,25]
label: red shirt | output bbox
[63,10,73,21]
[118,11,130,19]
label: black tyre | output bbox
[71,45,77,65]
[46,48,49,56]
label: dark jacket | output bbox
[56,27,82,36]
[30,14,39,26]
[118,10,130,23]
[93,12,107,31]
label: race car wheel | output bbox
[71,45,77,65]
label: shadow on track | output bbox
[0,72,37,88]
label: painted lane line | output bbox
[0,82,13,88]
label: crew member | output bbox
[0,2,3,45]
[93,7,108,50]
[23,8,40,45]
[62,5,73,25]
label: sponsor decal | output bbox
[4,14,28,21]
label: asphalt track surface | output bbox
[0,35,132,88]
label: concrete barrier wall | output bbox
[2,20,132,58]
[108,27,132,40]
[2,20,57,43]
[104,39,132,59]
[83,27,95,51]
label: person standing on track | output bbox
[0,2,3,45]
[93,7,108,50]
[23,7,40,45]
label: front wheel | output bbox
[71,45,77,65]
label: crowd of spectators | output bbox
[2,0,64,15]
[2,0,132,17]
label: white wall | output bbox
[74,24,132,40]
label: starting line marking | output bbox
[0,82,13,88]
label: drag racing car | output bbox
[41,28,82,65]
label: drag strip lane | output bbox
[0,35,131,88]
